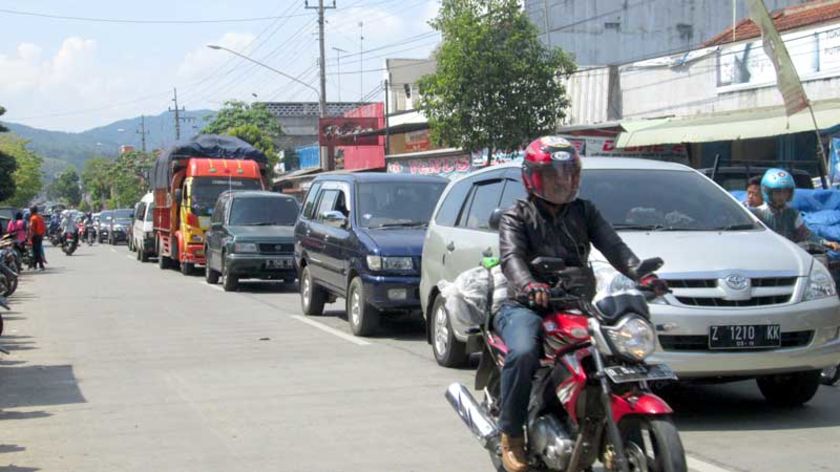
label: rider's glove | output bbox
[639,275,669,297]
[522,282,551,307]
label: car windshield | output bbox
[229,197,299,226]
[579,169,759,231]
[191,178,262,216]
[100,212,113,223]
[357,181,446,229]
[113,209,133,223]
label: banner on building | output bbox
[318,117,380,146]
[386,154,473,179]
[829,138,840,186]
[746,0,810,115]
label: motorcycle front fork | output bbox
[590,346,630,472]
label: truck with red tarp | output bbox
[152,135,269,274]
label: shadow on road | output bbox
[236,281,299,294]
[663,381,840,432]
[0,445,25,454]
[0,466,39,472]
[0,364,86,409]
[0,410,51,421]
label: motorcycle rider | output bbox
[496,136,667,472]
[744,176,764,209]
[751,168,840,251]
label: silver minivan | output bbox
[420,158,840,406]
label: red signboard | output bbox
[318,117,380,146]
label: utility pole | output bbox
[359,21,364,101]
[136,115,148,153]
[305,0,335,118]
[169,88,184,141]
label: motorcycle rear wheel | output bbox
[617,416,686,472]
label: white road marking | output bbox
[290,315,370,346]
[688,456,735,472]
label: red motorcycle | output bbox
[446,257,686,472]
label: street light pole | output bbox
[206,45,324,117]
[332,47,348,102]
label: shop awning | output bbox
[616,99,840,147]
[272,167,321,184]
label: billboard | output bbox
[318,117,380,146]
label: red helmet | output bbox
[521,136,581,205]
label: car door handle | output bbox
[446,242,455,252]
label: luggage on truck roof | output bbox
[153,134,269,190]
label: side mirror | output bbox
[321,211,348,228]
[174,189,183,205]
[488,208,504,231]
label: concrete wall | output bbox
[525,0,806,66]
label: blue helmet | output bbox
[760,168,795,203]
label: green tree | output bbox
[203,100,283,174]
[81,157,114,210]
[48,167,82,206]
[0,106,16,202]
[81,151,154,210]
[0,134,43,207]
[416,0,576,157]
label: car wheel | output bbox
[757,370,822,407]
[300,265,326,316]
[431,294,468,367]
[347,277,379,337]
[222,257,238,292]
[205,258,220,284]
[180,262,194,276]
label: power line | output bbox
[0,7,311,24]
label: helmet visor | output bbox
[531,159,581,205]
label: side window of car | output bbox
[461,179,505,230]
[211,197,225,225]
[499,178,527,211]
[301,182,323,220]
[134,203,144,221]
[315,189,340,221]
[434,179,472,227]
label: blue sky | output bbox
[0,0,440,131]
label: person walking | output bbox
[28,206,46,271]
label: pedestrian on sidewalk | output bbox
[28,206,46,271]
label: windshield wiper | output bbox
[612,224,666,231]
[371,222,427,229]
[709,223,757,231]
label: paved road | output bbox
[1,244,838,472]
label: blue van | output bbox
[294,172,448,336]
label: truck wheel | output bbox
[300,265,326,316]
[139,245,149,263]
[180,262,194,276]
[347,276,379,337]
[431,294,468,367]
[757,370,822,407]
[222,262,239,292]
[205,260,220,284]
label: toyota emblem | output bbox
[724,274,749,291]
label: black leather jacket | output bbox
[499,197,640,300]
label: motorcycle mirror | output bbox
[636,257,664,277]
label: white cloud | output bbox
[176,32,257,84]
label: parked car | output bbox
[132,193,156,262]
[97,210,114,243]
[295,173,448,336]
[205,190,300,291]
[699,165,814,191]
[107,209,134,245]
[421,158,840,406]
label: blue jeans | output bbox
[493,302,543,437]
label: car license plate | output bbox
[266,258,293,269]
[604,364,677,384]
[709,324,781,349]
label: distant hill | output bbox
[2,109,216,173]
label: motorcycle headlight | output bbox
[234,242,258,253]
[602,315,656,362]
[804,260,837,301]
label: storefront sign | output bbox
[318,117,379,146]
[561,136,689,164]
[404,129,431,152]
[386,155,473,178]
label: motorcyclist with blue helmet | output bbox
[751,168,840,251]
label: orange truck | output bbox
[152,135,269,274]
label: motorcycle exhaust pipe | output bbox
[445,383,499,449]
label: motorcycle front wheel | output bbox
[617,416,686,472]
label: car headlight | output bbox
[113,224,123,231]
[804,260,837,300]
[602,315,656,362]
[366,255,413,271]
[234,242,258,253]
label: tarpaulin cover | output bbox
[153,135,268,190]
[732,188,840,259]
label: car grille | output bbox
[665,276,798,307]
[658,331,813,351]
[258,243,294,254]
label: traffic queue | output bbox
[47,134,840,472]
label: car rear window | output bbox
[229,197,299,226]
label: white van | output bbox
[132,192,156,262]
